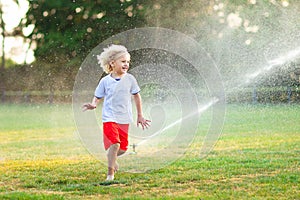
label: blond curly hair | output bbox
[97,44,129,73]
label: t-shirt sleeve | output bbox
[130,75,140,95]
[94,79,105,99]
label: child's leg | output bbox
[113,124,128,173]
[103,122,120,178]
[103,123,129,180]
[114,149,126,172]
[107,143,120,176]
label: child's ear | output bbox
[109,61,114,67]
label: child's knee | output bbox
[111,143,120,150]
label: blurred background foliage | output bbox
[0,0,299,103]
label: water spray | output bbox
[235,47,300,89]
[126,97,219,155]
[126,47,300,156]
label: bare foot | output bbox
[106,175,114,181]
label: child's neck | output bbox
[111,72,125,79]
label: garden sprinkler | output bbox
[129,143,137,155]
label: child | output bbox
[83,44,150,181]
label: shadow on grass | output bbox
[94,180,122,186]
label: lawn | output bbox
[0,103,299,199]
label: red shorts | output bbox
[103,122,129,151]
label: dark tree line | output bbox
[1,0,300,98]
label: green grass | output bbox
[0,103,299,199]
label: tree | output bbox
[0,0,24,102]
[25,0,147,64]
[19,0,149,92]
[19,0,300,95]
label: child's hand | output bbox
[82,103,96,111]
[137,116,151,130]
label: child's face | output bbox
[111,53,130,75]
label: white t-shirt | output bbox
[94,73,140,124]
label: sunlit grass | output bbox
[0,103,299,199]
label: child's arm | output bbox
[133,93,151,129]
[82,96,102,111]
